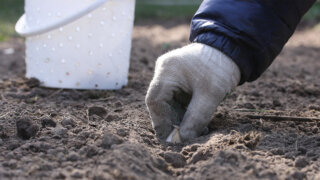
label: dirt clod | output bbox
[66,152,80,162]
[270,148,285,155]
[295,157,309,168]
[41,118,56,128]
[290,171,306,180]
[105,114,119,122]
[88,106,107,118]
[25,78,40,88]
[163,152,186,168]
[189,150,208,164]
[71,171,83,179]
[16,118,39,140]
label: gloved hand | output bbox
[145,43,241,142]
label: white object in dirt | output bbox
[166,126,182,143]
[3,48,15,55]
[15,0,135,89]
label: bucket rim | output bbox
[15,0,108,37]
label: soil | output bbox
[0,20,320,180]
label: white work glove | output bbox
[145,43,241,142]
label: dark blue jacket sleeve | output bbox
[190,0,316,84]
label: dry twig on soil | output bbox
[233,108,284,113]
[247,115,320,122]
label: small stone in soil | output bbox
[88,106,107,118]
[52,127,68,138]
[41,118,56,128]
[16,118,39,140]
[116,129,128,137]
[100,133,123,149]
[61,118,76,127]
[163,152,186,168]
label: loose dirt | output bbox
[0,20,320,179]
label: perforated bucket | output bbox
[15,0,135,89]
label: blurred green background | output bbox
[0,0,319,42]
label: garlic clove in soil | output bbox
[166,125,182,143]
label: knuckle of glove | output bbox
[155,53,180,71]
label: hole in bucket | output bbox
[76,27,81,32]
[59,27,64,32]
[88,33,93,38]
[89,51,94,56]
[61,59,66,63]
[68,36,73,41]
[59,43,64,48]
[76,44,81,49]
[43,44,47,48]
[100,21,105,26]
[51,48,56,52]
[88,14,92,18]
[99,43,104,48]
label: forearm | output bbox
[190,0,316,84]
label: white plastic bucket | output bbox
[15,0,135,89]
